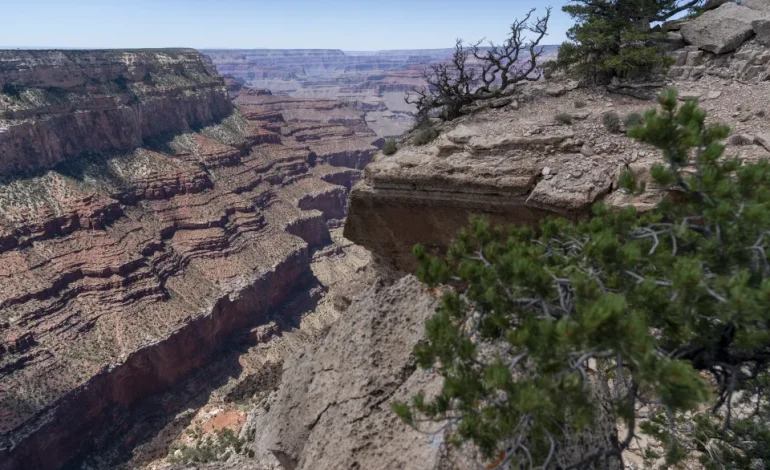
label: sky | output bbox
[0,0,573,51]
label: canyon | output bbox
[0,49,376,470]
[3,3,770,468]
[204,47,559,139]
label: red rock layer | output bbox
[0,55,377,470]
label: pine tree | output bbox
[394,88,770,468]
[554,0,703,82]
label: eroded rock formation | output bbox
[0,49,377,470]
[345,72,770,273]
[255,276,619,470]
[667,0,770,81]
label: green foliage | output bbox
[574,98,587,109]
[624,111,644,128]
[383,138,398,156]
[167,427,248,465]
[555,112,574,125]
[2,83,22,98]
[411,121,439,146]
[553,0,692,82]
[395,88,770,469]
[602,111,622,133]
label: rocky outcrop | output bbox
[344,87,629,271]
[0,50,377,470]
[345,72,770,271]
[680,3,766,54]
[264,276,442,470]
[668,2,770,81]
[260,275,619,470]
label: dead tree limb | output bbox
[406,7,551,121]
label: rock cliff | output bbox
[0,49,233,176]
[345,76,770,272]
[0,49,377,470]
[257,276,619,470]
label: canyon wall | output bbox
[0,49,377,470]
[0,49,233,176]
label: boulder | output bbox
[664,31,686,49]
[756,133,770,152]
[680,3,763,54]
[545,85,567,96]
[446,125,478,144]
[728,134,756,146]
[663,18,690,31]
[742,0,770,12]
[754,19,770,45]
[489,97,513,108]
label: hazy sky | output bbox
[1,0,573,50]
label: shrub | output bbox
[2,83,22,98]
[167,427,248,465]
[624,111,644,128]
[411,123,439,146]
[394,88,770,469]
[382,139,398,155]
[574,98,587,109]
[554,112,573,125]
[602,111,622,133]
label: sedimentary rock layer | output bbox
[0,50,377,470]
[343,83,693,272]
[0,49,233,176]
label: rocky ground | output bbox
[348,76,770,272]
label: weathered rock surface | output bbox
[0,50,377,470]
[263,276,442,470]
[743,0,770,12]
[345,86,626,271]
[670,1,770,82]
[345,73,770,272]
[680,3,766,54]
[260,276,619,470]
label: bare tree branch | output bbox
[406,7,551,121]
